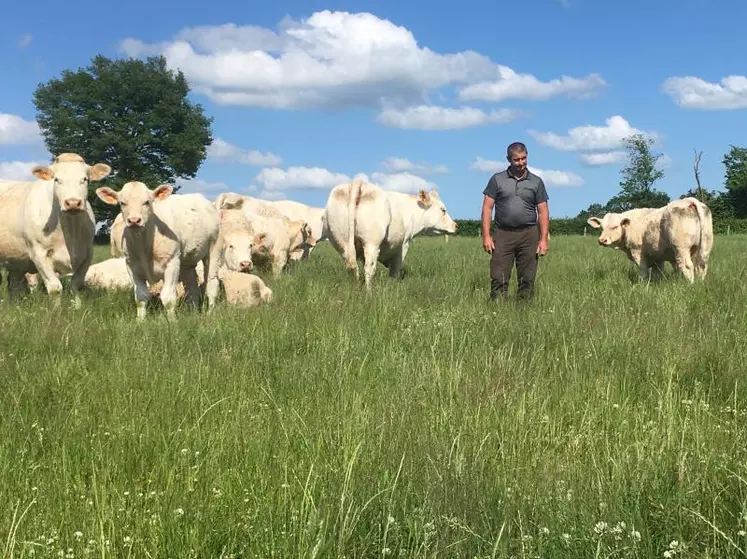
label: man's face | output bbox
[507,149,528,174]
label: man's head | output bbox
[506,142,528,175]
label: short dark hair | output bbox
[507,142,528,158]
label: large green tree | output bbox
[33,54,213,226]
[721,145,747,218]
[605,133,670,212]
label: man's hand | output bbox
[537,238,548,256]
[483,235,495,254]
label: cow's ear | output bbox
[255,233,266,246]
[587,217,602,229]
[32,165,54,181]
[96,187,119,205]
[417,189,431,207]
[153,184,173,201]
[88,163,112,181]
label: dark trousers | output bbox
[489,225,540,301]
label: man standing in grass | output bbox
[480,141,550,303]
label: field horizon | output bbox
[1,233,746,558]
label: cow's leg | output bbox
[69,250,93,310]
[129,274,151,321]
[675,249,695,283]
[693,246,708,280]
[387,242,409,280]
[123,262,151,320]
[343,237,361,281]
[159,258,181,320]
[179,266,201,310]
[7,271,29,303]
[363,243,380,291]
[638,258,651,282]
[30,248,64,306]
[25,273,39,293]
[203,246,221,313]
[271,252,288,279]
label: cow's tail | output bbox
[688,197,707,251]
[344,179,362,272]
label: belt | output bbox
[496,224,535,231]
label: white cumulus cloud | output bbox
[18,34,33,49]
[469,157,583,187]
[255,166,359,191]
[252,164,438,194]
[120,10,605,116]
[381,157,448,174]
[0,113,42,145]
[0,160,47,181]
[579,151,628,166]
[174,177,229,196]
[458,68,606,103]
[370,171,437,193]
[207,138,282,166]
[662,75,747,110]
[378,105,522,130]
[528,115,656,152]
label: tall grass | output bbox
[1,234,746,558]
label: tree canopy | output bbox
[33,54,214,225]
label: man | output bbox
[481,142,549,302]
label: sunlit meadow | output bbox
[1,233,746,558]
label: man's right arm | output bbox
[481,175,497,253]
[481,195,495,240]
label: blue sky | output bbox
[1,0,746,219]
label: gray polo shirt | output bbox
[483,168,549,229]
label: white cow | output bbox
[84,257,132,291]
[95,182,222,320]
[0,153,111,305]
[214,193,313,277]
[218,269,273,307]
[587,198,713,282]
[265,199,326,260]
[215,202,258,273]
[323,178,458,289]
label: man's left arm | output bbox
[536,179,550,255]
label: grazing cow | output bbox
[218,268,273,307]
[95,182,222,320]
[215,193,312,277]
[265,199,326,260]
[0,153,112,305]
[323,178,458,289]
[586,198,713,282]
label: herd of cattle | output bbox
[0,153,459,319]
[0,153,715,320]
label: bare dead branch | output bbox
[693,149,704,199]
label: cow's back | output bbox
[0,181,34,270]
[272,199,326,241]
[661,199,709,250]
[155,194,220,266]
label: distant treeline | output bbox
[93,217,747,245]
[452,218,747,237]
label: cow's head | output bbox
[218,207,256,273]
[587,213,630,248]
[95,181,172,229]
[417,190,458,235]
[32,153,111,213]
